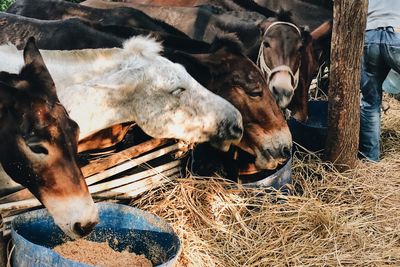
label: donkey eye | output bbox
[28,144,49,155]
[171,87,186,96]
[263,41,270,48]
[247,91,263,98]
[26,136,49,155]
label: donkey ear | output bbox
[23,37,45,66]
[22,37,57,97]
[300,26,313,45]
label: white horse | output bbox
[0,35,243,148]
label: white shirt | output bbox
[366,0,400,30]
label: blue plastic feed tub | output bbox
[11,203,181,267]
[288,100,328,152]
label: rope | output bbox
[257,21,302,89]
[6,239,14,267]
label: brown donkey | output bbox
[0,38,98,239]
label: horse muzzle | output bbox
[269,71,296,109]
[40,193,99,239]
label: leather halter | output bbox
[256,21,302,89]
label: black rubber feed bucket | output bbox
[188,144,292,191]
[238,156,292,191]
[288,100,328,152]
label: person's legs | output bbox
[359,30,390,161]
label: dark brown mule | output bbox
[167,36,292,170]
[0,38,98,239]
[0,12,122,50]
[7,0,188,38]
[93,0,276,17]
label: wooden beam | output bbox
[0,139,178,204]
[85,142,183,185]
[88,160,181,193]
[82,138,168,177]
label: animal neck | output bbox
[0,44,144,140]
[41,48,126,88]
[57,77,142,140]
[0,45,125,88]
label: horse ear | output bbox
[23,37,44,66]
[300,26,313,45]
[210,34,244,55]
[165,50,212,86]
[22,37,57,97]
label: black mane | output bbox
[275,8,295,24]
[230,0,276,18]
[211,33,245,55]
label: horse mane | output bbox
[122,35,163,59]
[275,8,295,24]
[230,0,276,18]
[211,33,244,55]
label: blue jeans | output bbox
[360,28,400,161]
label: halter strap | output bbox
[256,21,302,89]
[264,21,302,37]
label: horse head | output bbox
[94,36,244,151]
[0,38,98,239]
[258,10,311,109]
[167,35,292,170]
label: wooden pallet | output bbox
[0,137,189,238]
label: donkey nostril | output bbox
[73,221,97,237]
[281,146,292,158]
[272,86,279,96]
[229,124,243,139]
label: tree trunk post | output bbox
[324,0,368,171]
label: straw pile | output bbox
[131,94,400,267]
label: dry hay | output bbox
[131,94,400,267]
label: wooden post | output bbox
[325,0,368,171]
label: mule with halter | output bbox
[256,14,306,109]
[0,37,98,239]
